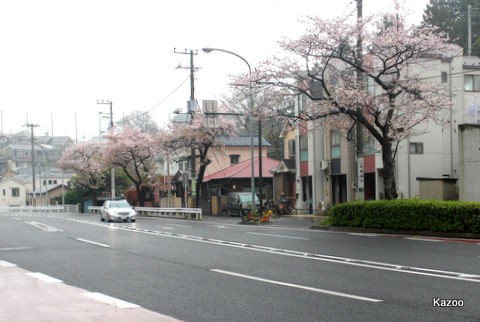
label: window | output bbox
[11,188,19,197]
[299,135,308,161]
[464,75,480,91]
[287,139,295,159]
[331,131,341,159]
[441,72,448,83]
[410,142,424,154]
[2,189,5,196]
[230,154,240,165]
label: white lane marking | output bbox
[0,260,17,267]
[246,232,310,240]
[216,225,228,229]
[211,269,383,303]
[25,221,63,232]
[167,223,191,228]
[157,226,174,230]
[26,272,63,283]
[458,274,480,278]
[405,237,442,242]
[0,246,32,251]
[348,233,378,237]
[76,238,110,248]
[83,292,140,308]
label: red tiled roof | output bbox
[203,157,280,182]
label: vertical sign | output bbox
[357,157,364,190]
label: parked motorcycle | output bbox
[276,196,293,216]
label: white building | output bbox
[0,177,27,207]
[289,47,480,211]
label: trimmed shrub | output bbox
[328,199,480,234]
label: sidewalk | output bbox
[0,261,181,322]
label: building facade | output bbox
[282,47,480,212]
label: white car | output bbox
[100,200,136,222]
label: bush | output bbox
[327,199,480,234]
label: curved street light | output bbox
[202,47,263,214]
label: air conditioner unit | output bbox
[320,160,329,171]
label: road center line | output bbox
[246,232,310,240]
[211,269,383,303]
[76,238,110,248]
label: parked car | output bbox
[226,192,259,216]
[100,199,136,222]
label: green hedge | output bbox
[327,199,480,234]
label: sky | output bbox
[0,0,429,141]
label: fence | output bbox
[0,204,80,214]
[134,207,202,220]
[87,206,202,220]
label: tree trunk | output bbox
[381,140,398,200]
[195,164,206,208]
[135,183,144,206]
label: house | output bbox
[203,156,280,215]
[204,156,279,196]
[28,183,69,206]
[0,176,27,207]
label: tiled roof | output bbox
[203,157,280,182]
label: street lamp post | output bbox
[96,99,116,199]
[202,47,263,214]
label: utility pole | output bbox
[174,48,198,207]
[355,0,363,200]
[97,99,115,199]
[26,123,39,206]
[468,4,472,56]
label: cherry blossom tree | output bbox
[247,9,452,200]
[57,141,108,202]
[104,127,160,206]
[159,107,236,206]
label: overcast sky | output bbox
[0,0,429,141]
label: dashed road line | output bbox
[76,238,110,248]
[0,246,32,251]
[211,269,383,303]
[246,232,310,240]
[405,237,442,242]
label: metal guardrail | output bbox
[87,206,203,220]
[134,207,203,220]
[87,206,102,214]
[0,206,65,213]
